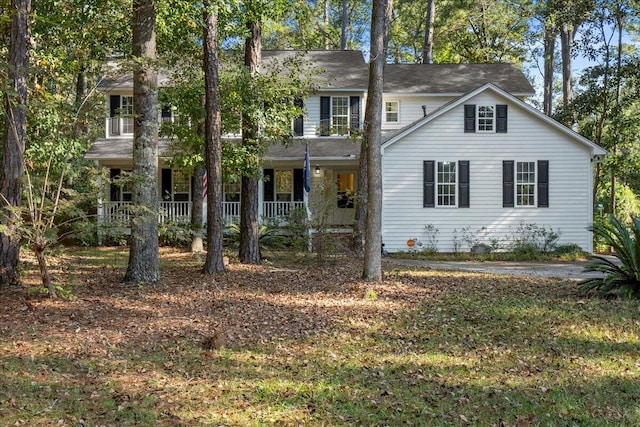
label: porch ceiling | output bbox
[84,138,172,162]
[266,138,360,161]
[85,137,362,163]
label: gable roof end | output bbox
[380,83,607,157]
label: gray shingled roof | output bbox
[85,138,172,160]
[384,63,534,95]
[98,50,369,91]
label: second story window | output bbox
[385,101,399,123]
[332,97,349,135]
[320,96,361,136]
[109,95,134,136]
[477,105,494,132]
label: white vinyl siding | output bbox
[382,91,595,253]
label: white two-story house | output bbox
[85,50,606,252]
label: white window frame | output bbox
[436,161,457,207]
[477,105,495,133]
[120,95,134,134]
[384,101,399,123]
[331,96,349,135]
[516,161,536,207]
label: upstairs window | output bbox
[385,101,399,123]
[320,96,361,136]
[332,97,349,135]
[464,104,508,133]
[477,105,494,132]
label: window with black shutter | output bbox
[496,104,508,133]
[263,169,275,202]
[458,161,470,208]
[423,161,435,208]
[503,161,515,208]
[293,99,304,136]
[464,105,476,133]
[320,97,330,136]
[350,96,360,133]
[538,160,549,207]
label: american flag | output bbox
[202,173,207,200]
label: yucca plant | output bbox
[580,216,640,298]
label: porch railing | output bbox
[262,201,305,219]
[99,201,191,225]
[98,200,306,227]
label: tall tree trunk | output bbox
[542,25,555,116]
[239,20,261,264]
[0,0,30,286]
[123,0,160,285]
[610,11,624,218]
[362,0,392,282]
[560,24,574,122]
[340,0,348,49]
[324,0,330,49]
[191,166,205,253]
[352,140,367,256]
[202,1,225,273]
[422,0,435,64]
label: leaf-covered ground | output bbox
[1,248,639,426]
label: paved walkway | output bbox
[386,258,608,281]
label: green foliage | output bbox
[508,221,560,253]
[283,206,311,252]
[158,221,193,248]
[225,222,288,253]
[581,216,640,299]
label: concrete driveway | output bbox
[386,258,609,281]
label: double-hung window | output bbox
[424,160,470,208]
[385,101,399,123]
[464,104,508,133]
[503,160,549,208]
[331,97,349,135]
[516,161,536,206]
[437,162,457,206]
[319,96,361,136]
[477,105,494,132]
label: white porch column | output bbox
[258,173,264,223]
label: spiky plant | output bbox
[580,216,640,298]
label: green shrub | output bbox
[159,221,192,248]
[580,216,640,298]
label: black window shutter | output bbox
[293,168,304,201]
[503,161,514,208]
[458,161,470,208]
[293,98,304,136]
[110,168,121,202]
[350,96,360,133]
[464,104,476,133]
[161,168,172,200]
[161,104,172,119]
[263,169,275,201]
[538,160,549,208]
[110,95,121,117]
[424,161,435,208]
[320,96,330,136]
[496,104,508,133]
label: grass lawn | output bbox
[1,247,639,426]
